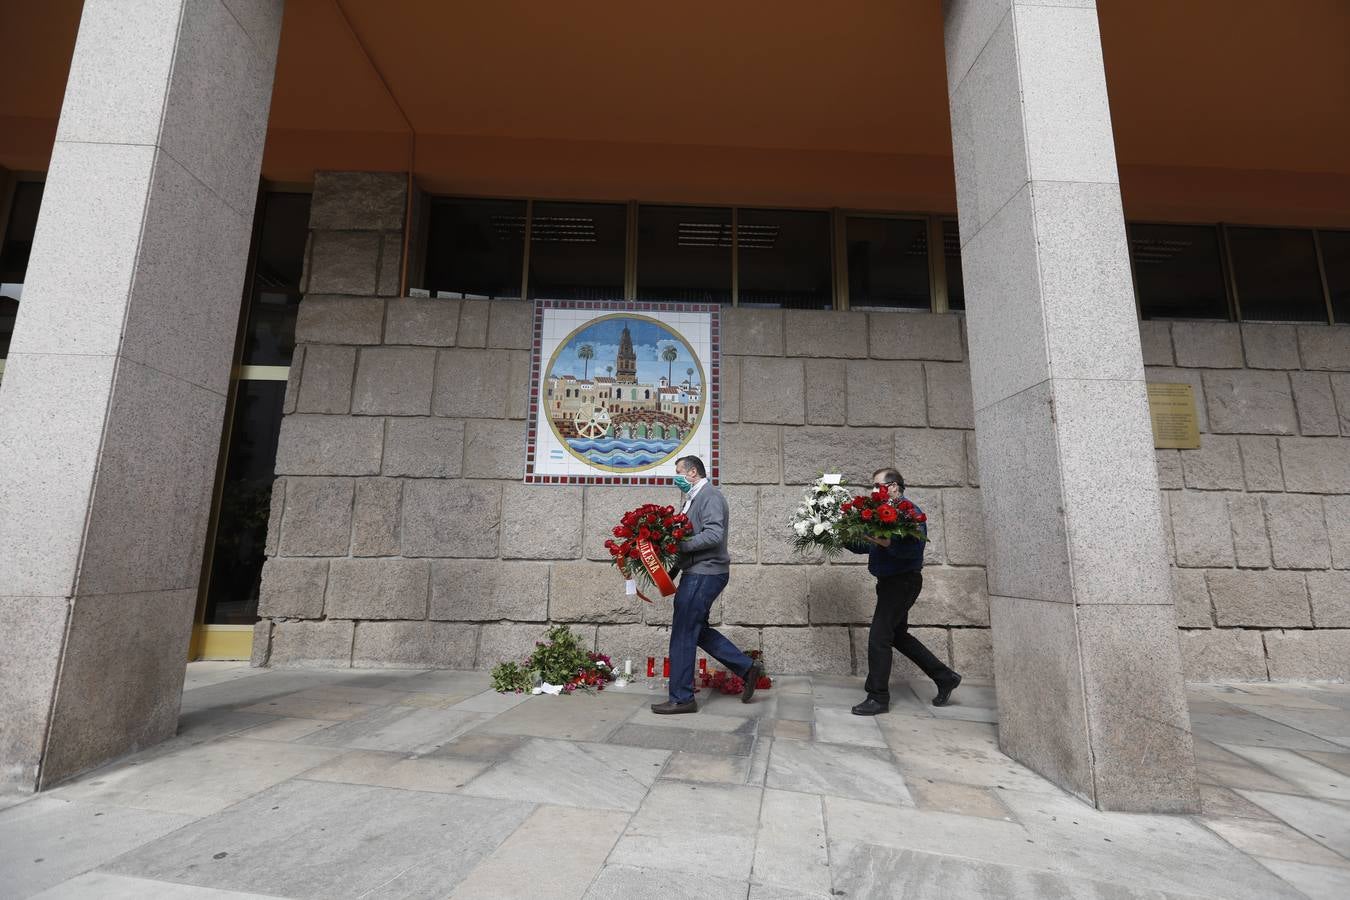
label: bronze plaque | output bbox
[1147,382,1200,449]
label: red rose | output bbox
[916,513,927,523]
[664,543,677,553]
[861,509,874,521]
[899,499,914,511]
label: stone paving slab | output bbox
[1256,859,1350,900]
[1220,744,1350,801]
[584,864,749,899]
[752,788,830,896]
[31,872,280,899]
[767,738,915,805]
[7,665,1350,900]
[0,797,197,898]
[47,737,343,816]
[1200,815,1350,868]
[662,750,753,784]
[459,737,668,811]
[607,780,763,880]
[999,789,1307,900]
[474,692,643,742]
[295,705,485,753]
[829,841,1212,900]
[298,749,490,793]
[103,779,532,899]
[448,805,626,900]
[1238,790,1350,858]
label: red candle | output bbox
[663,657,671,677]
[646,656,655,678]
[698,659,707,676]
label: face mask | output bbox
[673,474,692,493]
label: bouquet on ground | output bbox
[490,624,617,694]
[604,503,692,602]
[788,474,854,557]
[698,649,773,694]
[835,487,928,547]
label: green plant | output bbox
[527,625,593,686]
[489,625,616,694]
[490,661,533,694]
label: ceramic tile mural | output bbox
[525,301,720,484]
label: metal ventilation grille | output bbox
[491,215,600,244]
[675,222,780,250]
[1131,237,1193,264]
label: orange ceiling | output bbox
[2,0,1348,221]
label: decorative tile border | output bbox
[524,300,721,485]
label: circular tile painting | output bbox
[543,314,705,472]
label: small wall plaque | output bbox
[1147,382,1201,449]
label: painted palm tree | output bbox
[605,365,613,378]
[661,344,679,384]
[577,344,594,379]
[685,367,695,390]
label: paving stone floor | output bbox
[3,664,1349,899]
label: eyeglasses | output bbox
[872,481,896,489]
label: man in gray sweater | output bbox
[652,455,764,714]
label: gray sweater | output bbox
[673,483,732,575]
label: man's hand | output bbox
[863,535,892,548]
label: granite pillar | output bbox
[942,0,1199,811]
[0,0,283,794]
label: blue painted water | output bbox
[567,438,681,468]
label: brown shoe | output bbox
[651,699,697,715]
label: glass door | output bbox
[191,191,309,659]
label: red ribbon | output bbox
[624,538,677,603]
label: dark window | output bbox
[845,216,929,309]
[1228,226,1327,323]
[1317,230,1350,324]
[425,198,526,300]
[1,181,44,358]
[1127,223,1229,320]
[527,201,625,301]
[240,192,310,366]
[737,208,832,309]
[202,380,286,625]
[943,220,965,311]
[637,205,732,303]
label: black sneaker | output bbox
[851,698,889,716]
[933,673,962,707]
[651,699,697,715]
[741,663,764,703]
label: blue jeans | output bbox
[668,572,751,704]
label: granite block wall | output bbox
[253,173,1350,681]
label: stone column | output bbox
[0,0,282,794]
[942,0,1199,811]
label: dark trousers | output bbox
[864,572,954,703]
[668,572,751,704]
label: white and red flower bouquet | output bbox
[604,503,692,602]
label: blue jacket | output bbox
[847,496,927,577]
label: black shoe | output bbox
[651,699,698,715]
[933,673,962,707]
[851,698,889,716]
[741,663,764,703]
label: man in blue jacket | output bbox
[849,467,961,716]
